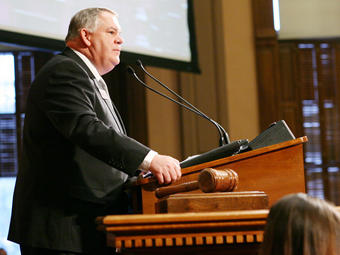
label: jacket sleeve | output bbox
[37,57,150,176]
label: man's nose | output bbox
[116,35,123,45]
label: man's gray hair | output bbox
[65,8,117,42]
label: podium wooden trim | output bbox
[96,206,340,255]
[96,209,268,255]
[139,137,308,214]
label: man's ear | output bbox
[79,28,91,47]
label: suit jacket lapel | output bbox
[61,47,127,134]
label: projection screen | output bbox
[0,0,199,72]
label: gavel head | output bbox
[198,168,238,193]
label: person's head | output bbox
[65,8,123,75]
[0,248,7,255]
[260,193,340,255]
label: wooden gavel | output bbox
[155,168,239,198]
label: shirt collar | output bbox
[71,48,102,81]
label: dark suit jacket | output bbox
[8,47,150,253]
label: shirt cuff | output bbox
[139,150,158,172]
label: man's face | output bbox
[88,12,123,75]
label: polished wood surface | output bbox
[97,209,267,255]
[139,137,308,213]
[156,191,268,213]
[96,206,340,255]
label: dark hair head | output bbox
[260,193,340,255]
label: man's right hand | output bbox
[149,155,181,184]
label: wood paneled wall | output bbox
[252,0,306,137]
[147,0,260,159]
[277,43,304,137]
[252,0,281,131]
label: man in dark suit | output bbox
[8,7,181,255]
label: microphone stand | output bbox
[135,60,230,145]
[127,66,227,146]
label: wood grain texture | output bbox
[139,137,307,213]
[97,206,340,254]
[155,191,268,213]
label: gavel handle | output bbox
[155,181,199,198]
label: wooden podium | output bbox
[96,137,307,254]
[138,136,307,213]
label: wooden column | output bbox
[252,0,280,130]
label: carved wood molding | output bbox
[97,210,268,249]
[97,206,340,251]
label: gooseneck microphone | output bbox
[127,65,249,168]
[127,66,228,146]
[136,60,230,145]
